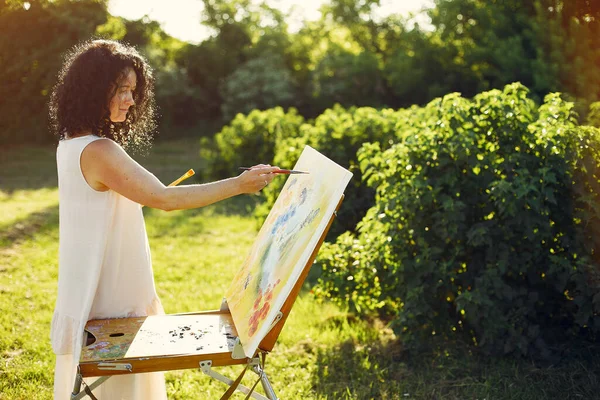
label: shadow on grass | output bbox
[311,329,600,400]
[143,196,265,240]
[0,204,59,249]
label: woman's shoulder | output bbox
[80,136,127,164]
[59,135,118,161]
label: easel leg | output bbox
[200,359,279,400]
[70,373,110,400]
[71,372,83,399]
[251,363,278,400]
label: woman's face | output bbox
[109,68,137,123]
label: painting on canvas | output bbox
[225,146,352,357]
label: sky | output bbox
[108,0,434,44]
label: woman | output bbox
[49,39,278,399]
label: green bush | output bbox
[199,107,304,180]
[256,105,406,237]
[315,83,600,357]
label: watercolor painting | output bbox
[225,146,353,358]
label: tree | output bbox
[529,0,600,116]
[311,44,384,110]
[425,0,600,112]
[0,0,109,145]
[220,54,296,121]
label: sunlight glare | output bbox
[108,0,433,43]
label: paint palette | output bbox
[80,312,243,376]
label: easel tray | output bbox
[80,311,245,377]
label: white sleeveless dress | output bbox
[52,135,167,399]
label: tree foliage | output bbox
[220,54,296,121]
[4,0,600,144]
[0,0,108,145]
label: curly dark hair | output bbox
[49,39,156,148]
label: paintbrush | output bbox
[142,169,195,208]
[238,167,309,175]
[168,168,195,186]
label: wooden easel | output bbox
[71,195,344,400]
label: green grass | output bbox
[1,137,599,399]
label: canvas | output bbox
[225,146,353,358]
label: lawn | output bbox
[1,137,599,399]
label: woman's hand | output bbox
[236,164,280,194]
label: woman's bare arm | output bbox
[80,138,278,211]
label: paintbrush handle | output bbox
[238,167,308,174]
